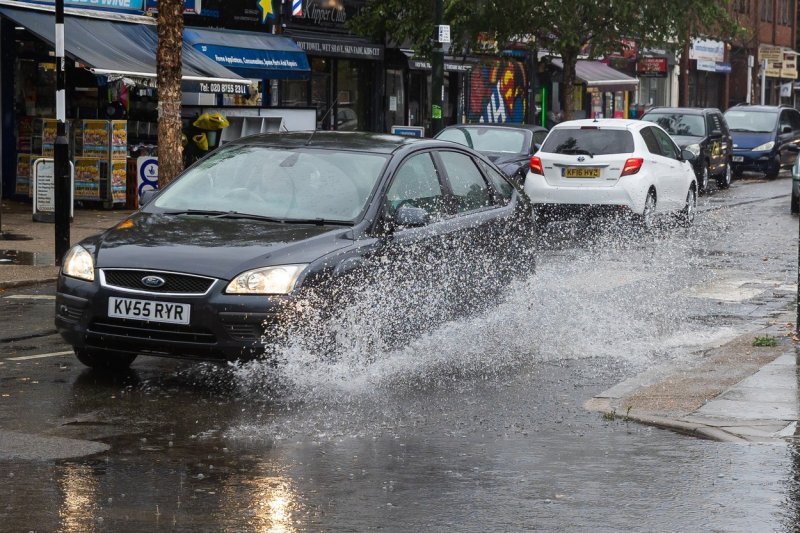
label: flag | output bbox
[292,0,302,17]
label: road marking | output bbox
[3,295,56,300]
[7,350,72,361]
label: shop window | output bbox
[281,79,309,108]
[386,69,405,128]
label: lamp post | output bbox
[54,0,70,265]
[430,0,444,136]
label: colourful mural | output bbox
[467,60,526,124]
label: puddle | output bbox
[0,249,54,266]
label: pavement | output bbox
[0,200,131,289]
[1,197,798,444]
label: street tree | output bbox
[156,0,184,186]
[351,0,741,120]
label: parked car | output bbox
[792,155,800,214]
[435,124,549,182]
[723,105,800,178]
[641,107,732,192]
[524,119,698,229]
[56,132,535,372]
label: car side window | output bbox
[533,131,548,151]
[438,151,493,213]
[652,127,680,160]
[780,111,793,132]
[640,127,662,155]
[789,110,800,131]
[479,160,514,205]
[385,153,448,221]
[708,114,723,136]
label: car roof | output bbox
[439,123,547,133]
[643,107,720,115]
[553,118,643,129]
[230,131,445,154]
[725,105,784,113]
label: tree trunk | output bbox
[561,47,578,120]
[157,0,184,187]
[679,37,690,107]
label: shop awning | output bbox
[551,59,639,92]
[0,7,245,84]
[184,27,310,80]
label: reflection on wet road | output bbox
[1,178,799,530]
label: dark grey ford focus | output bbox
[56,132,535,371]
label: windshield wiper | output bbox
[729,128,755,132]
[283,218,353,226]
[162,209,230,216]
[559,148,594,158]
[164,210,353,226]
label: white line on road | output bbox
[7,351,72,361]
[3,295,56,300]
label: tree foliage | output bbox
[350,0,743,119]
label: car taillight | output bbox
[530,156,544,175]
[620,158,643,177]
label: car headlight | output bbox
[62,245,95,282]
[225,265,307,295]
[685,143,701,157]
[752,141,775,151]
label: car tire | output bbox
[717,163,732,189]
[699,162,710,193]
[677,187,697,227]
[766,156,781,179]
[74,348,137,372]
[636,189,657,231]
[792,183,800,214]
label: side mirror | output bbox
[787,144,800,153]
[395,205,430,228]
[139,189,159,207]
[681,149,697,162]
[782,125,793,134]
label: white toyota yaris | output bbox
[524,119,698,228]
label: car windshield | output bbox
[437,127,528,154]
[642,113,706,136]
[151,144,388,223]
[723,110,777,133]
[540,128,634,155]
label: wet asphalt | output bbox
[1,175,800,531]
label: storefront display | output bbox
[74,157,103,200]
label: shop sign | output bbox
[24,0,145,13]
[697,60,730,74]
[636,57,667,77]
[32,158,74,222]
[781,54,797,79]
[145,0,202,14]
[390,126,424,138]
[220,0,275,31]
[758,45,784,62]
[409,59,473,73]
[181,80,250,95]
[690,39,725,63]
[284,0,368,29]
[136,157,158,206]
[294,37,383,60]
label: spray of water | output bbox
[228,209,731,410]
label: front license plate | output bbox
[108,296,190,325]
[564,167,600,178]
[732,156,744,162]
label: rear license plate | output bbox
[108,297,190,325]
[563,167,600,178]
[732,156,744,162]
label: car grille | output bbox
[88,319,217,344]
[102,269,215,294]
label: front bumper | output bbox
[730,150,777,173]
[55,273,290,362]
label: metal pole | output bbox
[430,0,444,136]
[54,0,70,265]
[746,54,753,104]
[760,59,767,105]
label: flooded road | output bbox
[1,177,799,530]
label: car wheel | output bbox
[766,156,781,179]
[677,187,697,227]
[792,182,800,214]
[74,348,137,372]
[699,162,710,193]
[637,189,657,230]
[717,163,732,189]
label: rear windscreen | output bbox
[540,128,634,155]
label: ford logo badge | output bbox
[141,275,166,288]
[577,156,586,162]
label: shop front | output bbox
[550,59,638,120]
[0,2,247,205]
[688,39,730,109]
[634,51,678,114]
